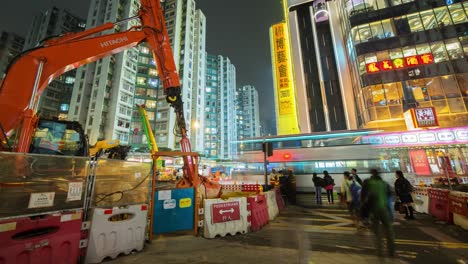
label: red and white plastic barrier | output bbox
[247,194,269,232]
[85,204,148,263]
[203,197,249,238]
[0,211,83,264]
[266,190,279,221]
[428,188,453,223]
[242,184,261,193]
[220,184,242,193]
[274,187,285,210]
[412,187,429,214]
[449,191,468,230]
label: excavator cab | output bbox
[29,119,88,157]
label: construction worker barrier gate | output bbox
[152,188,195,234]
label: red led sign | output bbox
[366,53,434,74]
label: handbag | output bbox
[394,201,401,212]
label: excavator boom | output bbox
[0,0,199,189]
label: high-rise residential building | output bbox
[23,6,86,119]
[337,0,468,131]
[236,85,261,141]
[129,0,206,151]
[0,31,24,78]
[204,54,220,159]
[129,43,160,150]
[284,0,358,133]
[190,10,207,153]
[69,0,141,145]
[204,54,238,160]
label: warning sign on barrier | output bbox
[212,202,240,223]
[28,192,55,209]
[67,182,83,201]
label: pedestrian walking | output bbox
[361,168,395,257]
[341,171,362,229]
[286,168,296,205]
[323,171,335,204]
[394,170,415,220]
[312,173,324,205]
[351,168,363,186]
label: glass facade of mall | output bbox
[338,0,468,130]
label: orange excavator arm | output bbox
[0,0,197,186]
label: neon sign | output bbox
[366,53,434,74]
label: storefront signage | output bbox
[405,107,439,129]
[270,23,300,135]
[360,127,468,147]
[366,53,434,74]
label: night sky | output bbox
[0,0,283,135]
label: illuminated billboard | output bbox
[270,22,300,135]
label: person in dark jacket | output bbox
[323,171,335,204]
[394,170,415,220]
[351,168,363,186]
[312,173,324,205]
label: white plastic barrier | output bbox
[412,187,429,214]
[203,197,249,238]
[85,204,148,263]
[266,190,279,221]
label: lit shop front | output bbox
[358,126,468,179]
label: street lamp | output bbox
[193,120,200,129]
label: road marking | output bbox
[276,217,352,223]
[418,227,461,243]
[395,239,468,249]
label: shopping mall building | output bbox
[279,0,468,179]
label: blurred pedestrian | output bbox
[361,169,395,257]
[341,171,361,228]
[312,173,324,205]
[351,168,363,186]
[323,171,335,204]
[394,170,415,220]
[269,169,279,187]
[286,168,296,205]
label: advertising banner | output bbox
[409,149,432,176]
[270,23,300,135]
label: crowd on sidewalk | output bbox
[310,168,416,258]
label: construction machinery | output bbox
[0,0,221,198]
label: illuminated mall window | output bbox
[434,6,453,28]
[420,9,437,30]
[465,2,468,14]
[430,41,449,63]
[407,13,424,32]
[402,46,417,57]
[457,74,468,97]
[427,77,445,101]
[441,75,462,99]
[416,43,431,55]
[407,79,430,103]
[448,3,468,24]
[445,38,464,60]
